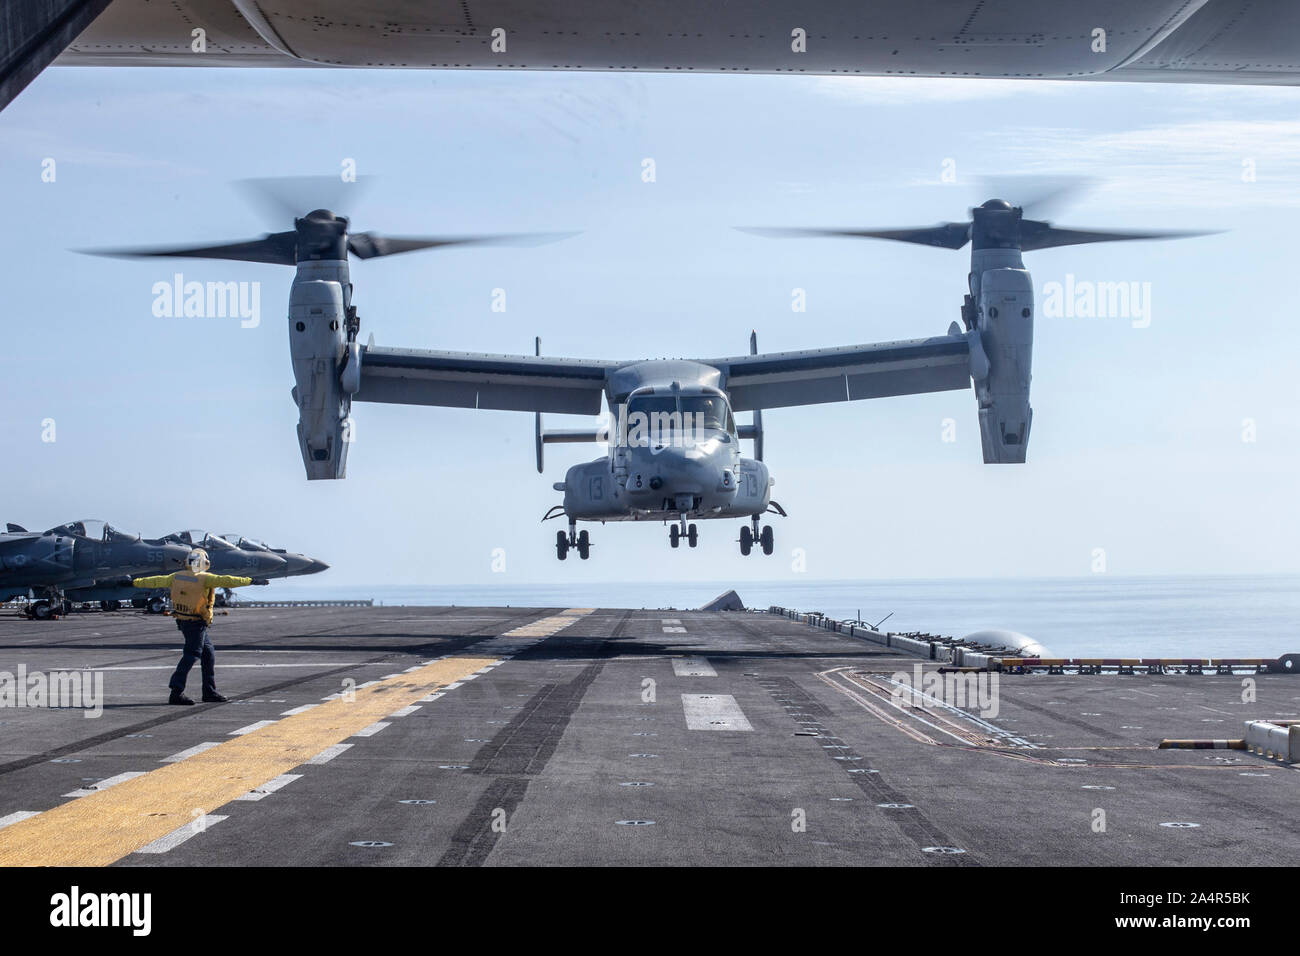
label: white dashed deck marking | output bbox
[0,811,41,829]
[353,721,391,737]
[161,742,221,763]
[237,773,302,802]
[306,743,352,765]
[682,693,754,731]
[672,657,718,677]
[63,771,147,798]
[230,720,278,736]
[134,815,229,854]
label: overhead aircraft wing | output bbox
[706,334,971,412]
[48,0,1300,85]
[354,346,618,415]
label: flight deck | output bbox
[0,605,1297,867]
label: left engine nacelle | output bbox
[973,266,1033,464]
[288,276,352,479]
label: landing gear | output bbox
[669,517,697,550]
[556,522,591,561]
[146,596,167,615]
[739,516,775,556]
[99,599,121,612]
[28,600,54,621]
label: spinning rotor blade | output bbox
[1018,222,1220,252]
[235,176,370,224]
[81,232,299,265]
[347,231,578,259]
[737,224,971,249]
[971,174,1096,221]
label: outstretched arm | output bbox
[132,574,176,588]
[204,574,254,589]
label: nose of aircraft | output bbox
[255,551,289,575]
[158,541,192,570]
[277,552,329,576]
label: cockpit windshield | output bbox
[168,530,236,550]
[623,391,735,445]
[680,395,733,433]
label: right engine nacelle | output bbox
[973,266,1034,464]
[288,273,352,480]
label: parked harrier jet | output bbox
[0,520,191,618]
[220,535,330,578]
[69,531,327,611]
[91,179,1210,560]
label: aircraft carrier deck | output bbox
[0,604,1297,868]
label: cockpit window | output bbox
[624,392,735,445]
[679,396,734,433]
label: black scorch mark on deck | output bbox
[437,611,628,866]
[755,675,979,865]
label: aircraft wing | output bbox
[707,334,971,412]
[49,1,1300,85]
[354,346,617,415]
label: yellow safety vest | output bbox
[131,571,253,624]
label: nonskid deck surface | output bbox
[0,606,1296,866]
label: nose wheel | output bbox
[556,523,591,561]
[739,516,774,556]
[669,519,698,549]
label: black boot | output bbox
[202,692,228,703]
[169,690,195,705]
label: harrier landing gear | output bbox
[669,518,698,549]
[739,515,774,556]
[556,522,591,561]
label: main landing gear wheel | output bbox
[669,525,680,549]
[29,600,54,621]
[739,525,753,556]
[99,600,121,612]
[577,529,590,560]
[556,530,569,561]
[147,596,167,615]
[687,524,698,548]
[760,525,774,556]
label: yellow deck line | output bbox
[0,610,589,867]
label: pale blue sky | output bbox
[1,67,1297,585]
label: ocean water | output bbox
[248,575,1300,660]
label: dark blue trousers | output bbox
[169,618,217,696]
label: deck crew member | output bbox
[133,548,254,705]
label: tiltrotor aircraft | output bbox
[94,179,1209,561]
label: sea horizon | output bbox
[243,572,1300,660]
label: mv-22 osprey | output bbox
[96,179,1207,561]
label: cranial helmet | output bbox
[186,548,210,573]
